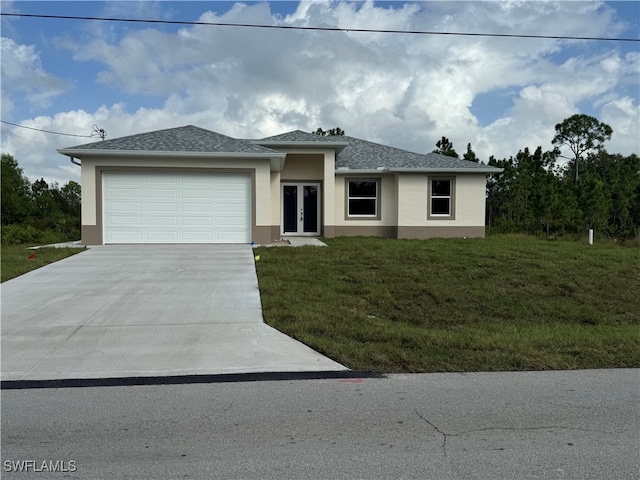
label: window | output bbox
[428,178,455,219]
[346,179,380,218]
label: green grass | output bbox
[1,245,86,283]
[255,235,640,373]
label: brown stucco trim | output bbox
[331,225,397,238]
[253,225,280,244]
[81,225,102,245]
[344,177,382,221]
[323,225,336,238]
[427,176,456,221]
[90,166,257,245]
[397,225,485,239]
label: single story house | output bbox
[58,125,502,245]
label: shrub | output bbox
[1,224,74,246]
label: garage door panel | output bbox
[147,202,177,212]
[182,232,214,242]
[110,188,142,198]
[181,203,212,213]
[147,231,179,242]
[108,231,143,242]
[182,190,213,199]
[108,203,141,213]
[146,176,177,185]
[145,189,178,200]
[103,172,250,244]
[146,216,178,226]
[217,203,246,213]
[182,216,212,226]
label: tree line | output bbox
[1,153,81,244]
[432,115,639,239]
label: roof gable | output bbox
[62,125,279,155]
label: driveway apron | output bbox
[1,245,346,381]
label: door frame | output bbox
[281,182,321,236]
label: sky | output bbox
[1,0,639,186]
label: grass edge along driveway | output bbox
[1,245,85,283]
[255,235,640,373]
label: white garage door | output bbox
[103,171,251,244]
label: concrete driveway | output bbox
[1,245,346,381]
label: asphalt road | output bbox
[2,369,638,479]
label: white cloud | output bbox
[2,0,638,184]
[601,97,640,155]
[0,37,68,116]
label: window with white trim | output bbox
[347,179,380,218]
[428,178,455,219]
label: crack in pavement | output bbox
[414,410,448,457]
[413,409,623,453]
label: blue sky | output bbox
[1,1,639,184]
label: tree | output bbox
[552,114,612,184]
[31,178,60,225]
[313,127,345,136]
[60,181,82,218]
[432,136,459,158]
[577,173,612,230]
[582,151,640,237]
[463,143,478,163]
[1,153,33,225]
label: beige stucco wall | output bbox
[395,173,487,227]
[333,173,487,230]
[80,155,274,228]
[333,175,398,227]
[280,153,324,181]
[270,171,281,233]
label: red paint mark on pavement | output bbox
[340,378,362,383]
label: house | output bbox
[57,125,502,245]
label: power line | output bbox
[2,12,638,42]
[1,120,106,139]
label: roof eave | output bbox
[336,167,504,174]
[390,167,504,174]
[335,168,390,175]
[57,148,285,160]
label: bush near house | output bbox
[255,235,640,373]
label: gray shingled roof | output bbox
[259,130,349,144]
[259,130,499,171]
[62,125,279,155]
[336,136,493,170]
[60,125,501,172]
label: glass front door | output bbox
[282,183,321,235]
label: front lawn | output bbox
[1,245,86,283]
[254,235,640,373]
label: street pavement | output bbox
[2,368,638,479]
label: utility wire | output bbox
[1,120,105,139]
[2,12,638,42]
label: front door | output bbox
[282,183,321,236]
